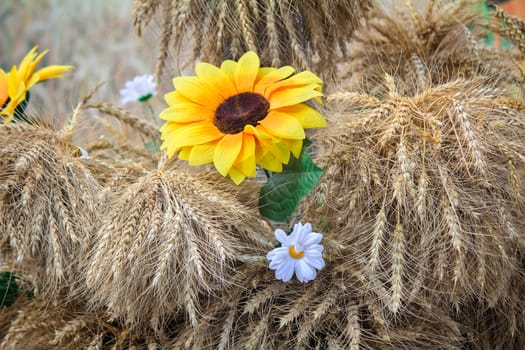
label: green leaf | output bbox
[258,140,323,221]
[13,91,33,124]
[0,272,20,308]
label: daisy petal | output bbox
[303,232,323,246]
[306,256,325,270]
[213,133,243,176]
[228,167,246,185]
[275,229,289,245]
[296,260,316,282]
[259,111,305,140]
[234,51,259,92]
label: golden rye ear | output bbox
[85,170,273,330]
[132,0,371,83]
[0,124,101,300]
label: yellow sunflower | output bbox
[159,51,326,184]
[1,46,73,123]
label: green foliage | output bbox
[259,140,323,221]
[0,272,19,308]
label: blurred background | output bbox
[0,0,167,128]
[2,0,525,129]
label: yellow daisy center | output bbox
[214,92,270,134]
[289,245,305,259]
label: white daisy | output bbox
[266,222,325,283]
[120,74,156,105]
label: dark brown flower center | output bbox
[214,92,270,134]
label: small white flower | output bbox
[266,222,325,283]
[120,74,156,105]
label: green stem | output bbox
[145,101,157,125]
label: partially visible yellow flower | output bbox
[159,51,327,184]
[1,46,73,123]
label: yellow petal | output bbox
[213,133,243,176]
[163,121,224,151]
[30,65,73,87]
[269,84,323,109]
[291,139,303,159]
[259,111,305,140]
[165,90,193,106]
[234,133,256,177]
[275,104,327,128]
[179,147,192,160]
[159,103,214,123]
[234,51,259,92]
[17,46,39,83]
[188,142,218,166]
[195,62,236,99]
[253,127,291,164]
[228,167,246,185]
[0,70,8,107]
[256,150,283,172]
[220,60,237,80]
[268,71,322,91]
[254,66,295,95]
[172,76,223,109]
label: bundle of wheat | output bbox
[302,75,525,328]
[85,170,273,331]
[133,0,371,82]
[169,235,465,350]
[0,124,102,298]
[344,0,522,96]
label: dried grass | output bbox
[85,170,273,331]
[344,0,521,95]
[0,123,102,298]
[169,251,465,349]
[133,0,372,82]
[301,76,525,344]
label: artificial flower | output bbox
[267,222,325,283]
[120,74,157,105]
[159,51,326,184]
[0,46,73,123]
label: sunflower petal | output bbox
[164,122,224,151]
[173,76,223,109]
[291,139,303,159]
[228,167,247,185]
[188,142,218,166]
[253,129,291,164]
[179,147,192,160]
[275,104,327,128]
[267,71,322,93]
[259,111,305,140]
[214,133,243,176]
[159,103,214,123]
[234,134,256,177]
[269,84,323,110]
[254,66,295,95]
[234,51,259,92]
[257,151,283,172]
[195,62,236,99]
[30,65,72,88]
[0,70,8,107]
[220,59,237,79]
[164,90,194,106]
